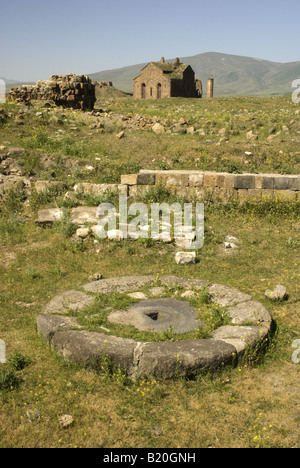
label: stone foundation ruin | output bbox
[37,275,273,380]
[7,74,96,110]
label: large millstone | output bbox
[108,298,201,333]
[37,275,273,380]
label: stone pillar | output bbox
[207,78,214,98]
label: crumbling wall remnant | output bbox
[7,74,96,111]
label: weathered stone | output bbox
[159,275,208,290]
[59,415,74,428]
[121,174,138,185]
[226,300,272,326]
[107,229,126,240]
[8,74,96,110]
[149,287,165,297]
[175,238,193,250]
[127,292,148,300]
[34,181,67,193]
[265,285,288,301]
[116,131,125,139]
[136,173,156,186]
[42,290,94,315]
[51,330,137,374]
[273,177,294,191]
[208,284,252,307]
[0,339,6,364]
[108,298,200,333]
[88,273,103,282]
[134,339,236,380]
[83,276,156,294]
[71,206,99,225]
[38,276,273,380]
[212,325,268,353]
[246,130,258,140]
[234,175,256,190]
[26,410,41,423]
[35,208,64,226]
[175,252,196,265]
[189,174,204,188]
[76,227,90,239]
[37,314,82,342]
[204,173,218,187]
[152,123,165,134]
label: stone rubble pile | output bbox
[7,74,96,111]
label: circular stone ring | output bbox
[37,276,273,380]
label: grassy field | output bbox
[0,95,299,448]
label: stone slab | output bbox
[42,289,94,315]
[35,208,64,226]
[71,206,99,225]
[37,314,82,342]
[134,339,236,380]
[51,330,137,374]
[108,298,200,333]
[226,300,272,326]
[209,284,252,307]
[83,276,156,294]
[212,325,268,353]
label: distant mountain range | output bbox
[89,52,300,97]
[2,52,300,97]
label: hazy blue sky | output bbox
[1,0,299,81]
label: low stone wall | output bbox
[121,170,300,201]
[7,74,96,111]
[33,169,300,204]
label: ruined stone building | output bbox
[7,74,96,110]
[133,58,202,99]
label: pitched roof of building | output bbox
[136,59,191,81]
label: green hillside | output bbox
[89,52,300,97]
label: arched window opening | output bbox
[157,83,162,99]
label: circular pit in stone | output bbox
[108,298,201,333]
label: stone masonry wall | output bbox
[7,74,96,111]
[120,170,300,201]
[52,170,300,203]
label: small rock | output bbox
[59,414,74,428]
[107,229,126,241]
[175,252,196,265]
[88,273,103,282]
[151,426,162,436]
[224,242,238,250]
[127,292,148,300]
[149,287,165,297]
[181,290,195,299]
[26,410,40,423]
[152,122,165,134]
[246,130,258,140]
[265,285,288,301]
[116,131,125,139]
[175,238,193,250]
[76,228,89,239]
